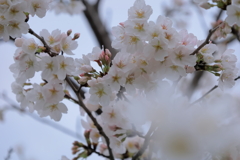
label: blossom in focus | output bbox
[225,5,240,26]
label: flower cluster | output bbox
[10,29,78,121]
[0,0,50,41]
[68,0,239,159]
[6,0,240,159]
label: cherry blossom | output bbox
[128,0,153,21]
[40,29,62,47]
[60,35,78,55]
[40,102,68,121]
[42,82,64,104]
[89,82,112,107]
[225,5,240,26]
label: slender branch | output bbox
[81,143,110,158]
[28,28,58,56]
[94,0,101,12]
[29,28,86,99]
[132,124,155,160]
[215,9,223,21]
[81,0,117,59]
[190,76,240,106]
[190,24,221,55]
[94,150,110,158]
[65,76,114,160]
[64,94,79,104]
[1,93,82,140]
[186,8,224,98]
[4,148,13,160]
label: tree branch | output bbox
[186,8,224,98]
[81,0,117,59]
[80,142,110,158]
[1,93,82,140]
[190,76,240,106]
[28,28,58,57]
[64,94,79,104]
[94,0,101,12]
[190,24,221,55]
[4,148,13,160]
[65,76,114,160]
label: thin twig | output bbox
[190,76,240,106]
[4,148,13,160]
[81,143,110,158]
[231,27,240,42]
[132,124,155,160]
[65,76,115,160]
[1,93,82,140]
[190,24,221,55]
[64,94,79,104]
[28,28,58,56]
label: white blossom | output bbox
[60,35,78,55]
[41,102,68,121]
[225,5,240,26]
[128,0,153,21]
[89,83,112,107]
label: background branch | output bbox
[65,76,114,160]
[190,76,240,106]
[81,0,117,59]
[1,93,82,141]
[4,148,13,160]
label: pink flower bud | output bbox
[119,22,125,27]
[73,33,80,40]
[99,49,112,65]
[185,66,196,73]
[67,29,72,36]
[99,144,107,153]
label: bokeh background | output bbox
[0,0,239,159]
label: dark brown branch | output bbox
[65,76,114,160]
[190,24,221,55]
[215,9,223,21]
[64,94,79,104]
[28,28,58,56]
[29,28,86,99]
[190,76,240,106]
[81,0,117,59]
[231,26,240,42]
[80,143,110,158]
[94,0,101,12]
